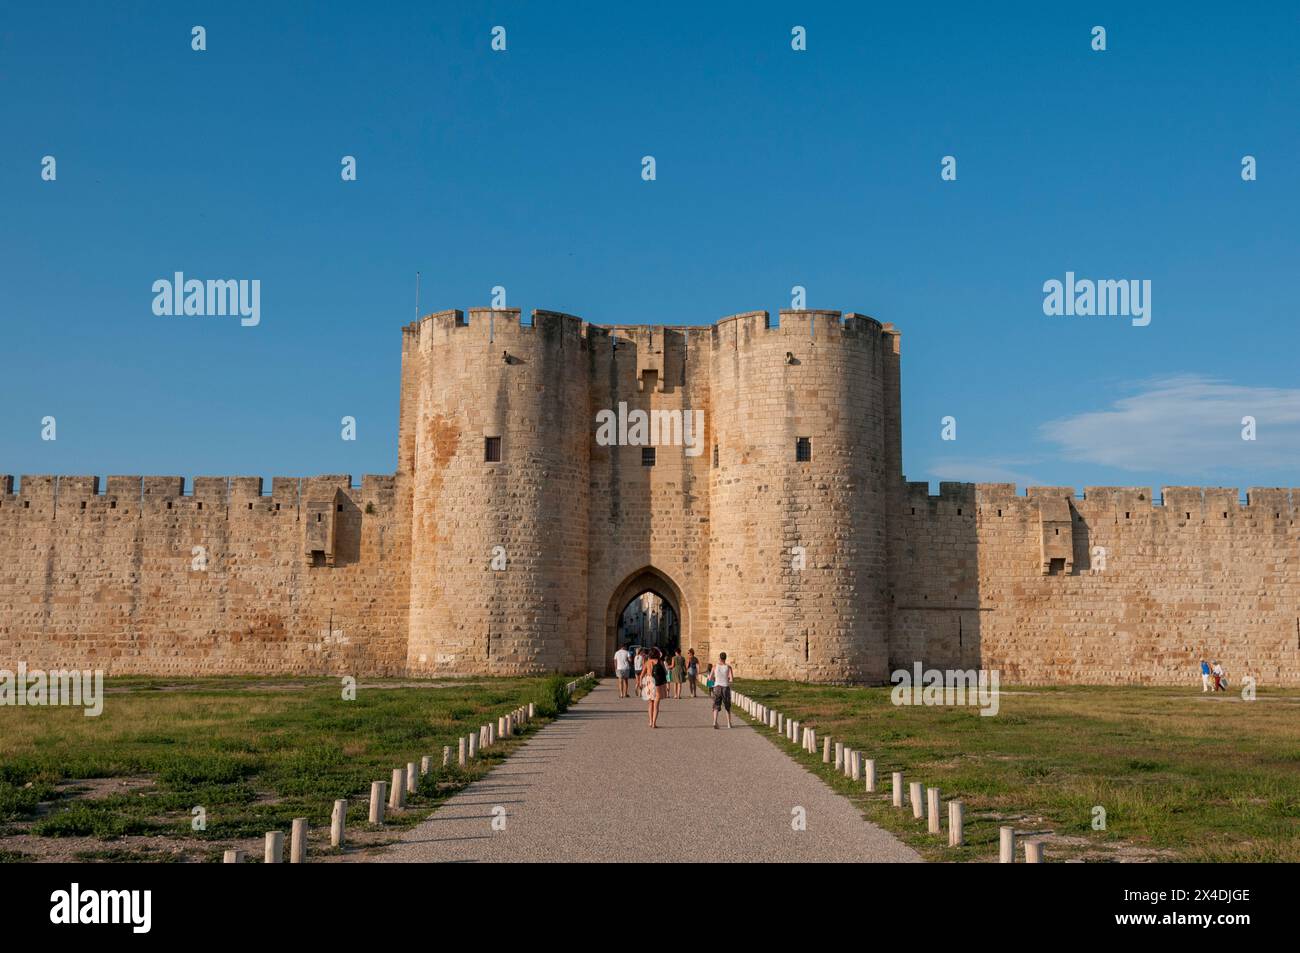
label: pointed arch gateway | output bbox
[604,565,691,672]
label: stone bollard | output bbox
[390,768,406,810]
[498,716,507,738]
[999,826,1016,863]
[851,751,861,782]
[506,715,514,737]
[458,737,467,767]
[290,817,308,863]
[834,742,844,770]
[927,787,941,835]
[892,772,904,808]
[468,733,478,759]
[910,782,925,819]
[370,781,387,824]
[407,761,419,794]
[488,723,496,745]
[1024,841,1044,864]
[223,849,244,864]
[421,755,432,775]
[823,737,832,763]
[948,800,964,846]
[442,746,451,767]
[528,702,536,719]
[844,750,854,778]
[864,758,877,793]
[264,831,284,864]
[331,799,347,848]
[807,728,816,753]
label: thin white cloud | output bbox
[1040,375,1300,475]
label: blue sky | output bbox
[2,1,1297,496]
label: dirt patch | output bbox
[55,777,155,800]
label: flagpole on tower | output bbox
[416,271,421,319]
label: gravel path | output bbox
[383,679,921,863]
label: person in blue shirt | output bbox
[1200,659,1211,693]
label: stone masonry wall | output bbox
[890,482,1300,686]
[0,473,410,675]
[3,309,1296,686]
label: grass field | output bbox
[0,674,590,863]
[737,680,1300,862]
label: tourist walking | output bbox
[1200,658,1210,693]
[1212,660,1227,692]
[685,648,699,697]
[711,652,734,729]
[633,648,645,686]
[643,648,667,728]
[614,643,632,698]
[671,650,686,699]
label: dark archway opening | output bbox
[616,590,680,655]
[604,565,690,673]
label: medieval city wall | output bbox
[707,310,896,683]
[4,308,1296,686]
[401,309,591,676]
[890,482,1300,686]
[0,473,410,676]
[584,322,713,673]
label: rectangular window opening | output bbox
[796,436,811,462]
[642,447,656,467]
[485,436,502,463]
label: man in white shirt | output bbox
[614,644,632,698]
[711,652,734,729]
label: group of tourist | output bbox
[1199,658,1230,692]
[613,644,733,729]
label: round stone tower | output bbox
[706,310,896,682]
[400,308,590,675]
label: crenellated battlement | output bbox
[0,473,405,518]
[405,307,592,350]
[402,307,890,352]
[710,308,886,342]
[899,480,1299,520]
